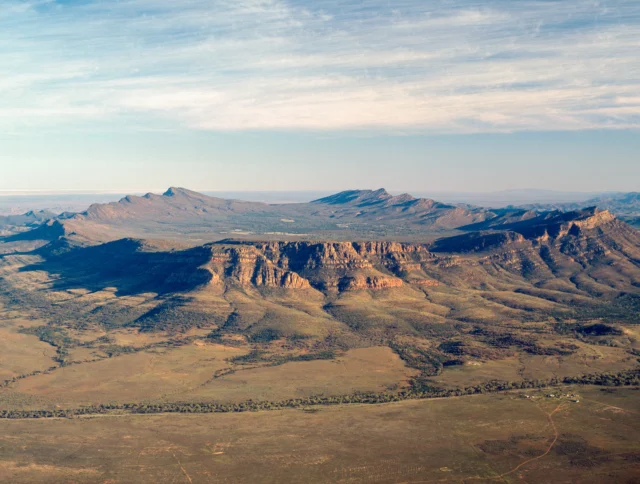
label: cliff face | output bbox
[199,210,639,293]
[199,212,636,292]
[206,245,311,289]
[473,207,617,241]
[204,241,427,291]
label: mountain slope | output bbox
[311,189,491,228]
[82,187,272,222]
[42,187,291,244]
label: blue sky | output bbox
[1,0,639,192]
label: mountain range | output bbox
[4,188,640,245]
[1,188,638,343]
[5,187,496,245]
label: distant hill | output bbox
[0,210,55,231]
[584,193,640,227]
[310,189,489,228]
[5,187,499,245]
[0,210,60,254]
[517,192,640,228]
[411,189,607,208]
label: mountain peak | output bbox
[162,187,210,199]
[163,187,192,197]
[392,193,416,203]
[312,188,393,206]
[371,188,391,197]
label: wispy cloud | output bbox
[1,0,639,133]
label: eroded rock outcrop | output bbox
[338,275,404,291]
[211,241,432,291]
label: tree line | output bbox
[2,369,637,420]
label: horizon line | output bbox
[0,188,627,196]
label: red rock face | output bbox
[280,271,310,289]
[339,275,404,291]
[203,242,426,291]
[205,246,312,289]
[194,214,640,293]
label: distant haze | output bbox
[0,188,623,215]
[411,190,613,208]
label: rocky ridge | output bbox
[29,205,639,299]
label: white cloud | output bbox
[0,0,639,133]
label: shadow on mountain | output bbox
[2,220,65,242]
[20,238,214,296]
[429,231,525,253]
[459,207,602,237]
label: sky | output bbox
[0,0,639,193]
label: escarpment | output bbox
[21,206,640,299]
[202,220,637,292]
[208,241,433,291]
[205,245,312,289]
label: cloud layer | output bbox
[1,0,639,133]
